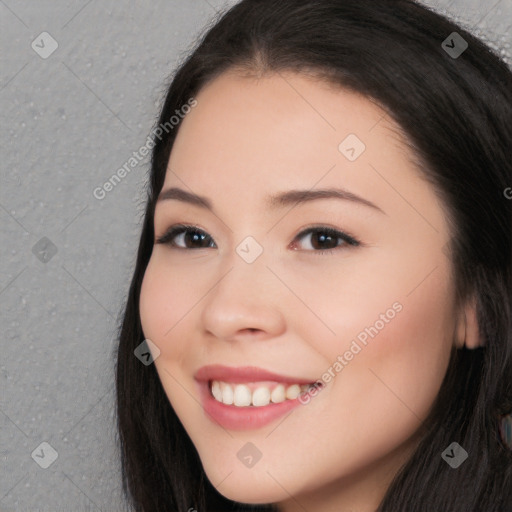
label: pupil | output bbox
[187,230,207,247]
[314,232,336,250]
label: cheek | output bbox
[365,265,455,390]
[303,261,456,466]
[139,255,193,361]
[328,266,455,445]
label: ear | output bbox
[454,295,484,349]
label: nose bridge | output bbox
[199,239,285,339]
[208,243,270,306]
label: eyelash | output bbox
[155,223,361,255]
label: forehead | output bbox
[162,70,433,219]
[173,70,395,152]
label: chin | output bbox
[203,465,289,505]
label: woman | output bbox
[115,0,512,510]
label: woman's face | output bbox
[139,70,460,511]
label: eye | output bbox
[155,224,215,249]
[290,225,360,255]
[155,224,360,254]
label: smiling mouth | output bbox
[209,380,320,407]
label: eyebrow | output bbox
[157,186,385,214]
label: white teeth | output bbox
[252,386,271,406]
[211,381,222,402]
[270,384,285,404]
[210,381,313,407]
[221,382,234,405]
[233,384,252,407]
[285,384,301,400]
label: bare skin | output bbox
[139,70,481,512]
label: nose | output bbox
[200,258,286,342]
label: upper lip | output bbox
[195,365,315,385]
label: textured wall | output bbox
[1,1,510,511]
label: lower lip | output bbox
[197,380,306,431]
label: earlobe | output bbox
[455,296,484,349]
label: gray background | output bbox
[1,1,510,511]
